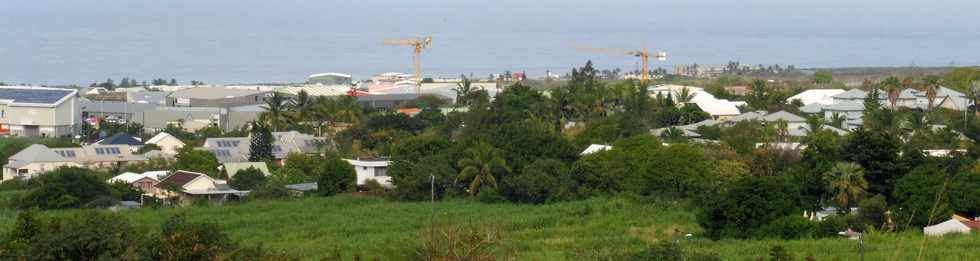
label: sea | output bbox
[2,0,980,85]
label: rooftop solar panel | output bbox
[0,88,74,104]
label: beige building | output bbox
[0,86,81,137]
[2,143,148,181]
[2,144,82,180]
[146,132,186,157]
[166,87,269,107]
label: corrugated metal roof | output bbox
[0,87,75,105]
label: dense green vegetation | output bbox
[0,196,978,260]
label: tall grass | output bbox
[0,195,976,260]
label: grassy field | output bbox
[0,195,978,260]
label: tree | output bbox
[698,176,800,239]
[857,194,888,229]
[500,159,566,204]
[6,211,140,260]
[453,74,476,107]
[923,75,942,110]
[18,167,114,209]
[842,128,905,200]
[248,122,274,162]
[813,70,833,84]
[892,165,950,227]
[823,162,868,212]
[229,167,266,190]
[881,76,901,109]
[260,92,291,131]
[290,90,313,128]
[173,145,220,178]
[317,157,356,196]
[456,141,510,196]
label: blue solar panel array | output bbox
[0,88,74,104]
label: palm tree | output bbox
[311,96,337,136]
[291,90,313,126]
[332,95,363,126]
[456,142,510,196]
[824,162,868,213]
[923,75,942,110]
[882,76,901,109]
[453,74,476,107]
[260,92,291,132]
[676,87,694,104]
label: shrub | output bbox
[697,176,801,239]
[631,241,721,261]
[477,188,504,204]
[500,159,566,204]
[150,215,236,261]
[230,167,267,190]
[318,157,356,196]
[1,210,140,260]
[19,167,114,210]
[857,194,888,229]
[760,215,818,240]
[415,223,505,261]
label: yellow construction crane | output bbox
[572,45,666,84]
[384,36,433,93]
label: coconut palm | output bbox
[456,142,510,196]
[290,90,313,125]
[332,95,363,125]
[923,75,942,110]
[260,91,291,132]
[453,74,476,107]
[824,162,868,212]
[882,76,901,109]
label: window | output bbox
[55,150,76,158]
[95,148,105,155]
[216,140,240,148]
[375,167,388,177]
[106,147,121,154]
[272,145,282,153]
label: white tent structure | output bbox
[923,219,977,236]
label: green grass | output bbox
[0,195,977,260]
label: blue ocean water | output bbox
[2,0,979,85]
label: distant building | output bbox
[146,132,186,157]
[649,84,742,120]
[787,89,846,106]
[201,131,328,165]
[0,86,81,137]
[580,144,612,155]
[356,93,452,111]
[166,87,270,107]
[307,72,353,85]
[2,144,147,181]
[924,217,980,236]
[223,162,272,179]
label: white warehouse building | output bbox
[0,86,81,137]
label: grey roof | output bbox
[98,133,144,146]
[356,93,451,102]
[726,110,767,122]
[832,89,868,99]
[823,101,865,112]
[898,89,919,99]
[799,103,825,114]
[762,111,806,123]
[129,91,170,105]
[676,119,718,130]
[4,144,67,168]
[169,87,268,100]
[81,100,156,114]
[285,182,318,192]
[202,131,327,163]
[0,87,75,105]
[651,128,701,138]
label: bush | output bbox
[150,215,236,261]
[477,188,504,204]
[500,159,566,204]
[230,167,267,190]
[19,167,114,210]
[317,157,356,196]
[857,194,888,229]
[760,215,818,240]
[248,184,292,200]
[698,176,801,239]
[361,179,387,196]
[1,210,140,260]
[631,241,721,261]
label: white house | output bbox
[924,218,980,236]
[344,158,391,187]
[787,89,845,106]
[0,86,81,137]
[156,170,246,205]
[146,132,186,157]
[648,84,742,120]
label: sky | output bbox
[2,0,979,84]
